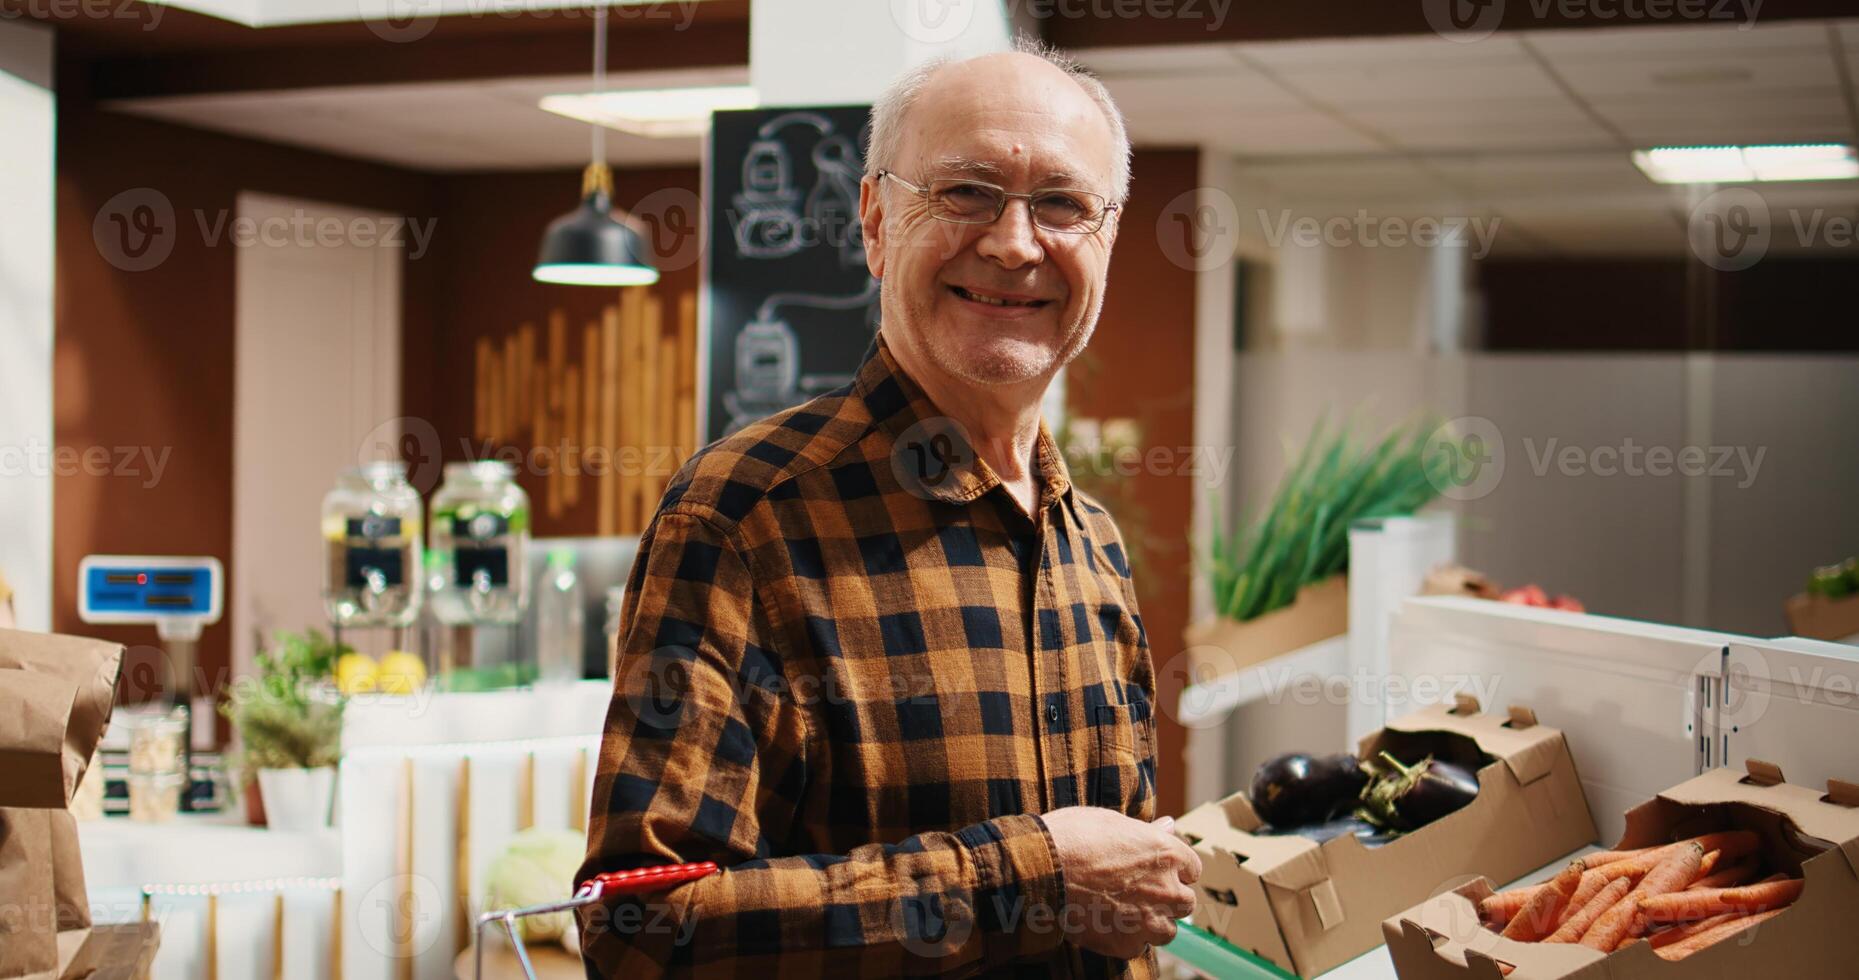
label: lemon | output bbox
[376,652,428,694]
[335,653,379,695]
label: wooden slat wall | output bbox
[472,288,699,536]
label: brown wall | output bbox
[1068,148,1200,820]
[54,104,441,701]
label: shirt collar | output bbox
[854,333,1073,511]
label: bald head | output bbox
[866,41,1131,203]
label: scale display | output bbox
[78,556,223,624]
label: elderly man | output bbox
[578,42,1200,978]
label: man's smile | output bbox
[948,283,1056,316]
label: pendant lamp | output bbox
[532,4,660,287]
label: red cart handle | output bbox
[582,861,719,900]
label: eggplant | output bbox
[1357,751,1481,831]
[1256,815,1398,848]
[1248,752,1370,829]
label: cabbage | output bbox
[484,828,586,944]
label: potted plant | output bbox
[221,629,347,832]
[1190,417,1447,680]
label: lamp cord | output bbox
[591,3,607,173]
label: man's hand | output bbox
[1042,807,1202,959]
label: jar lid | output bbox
[444,460,516,483]
[119,705,188,731]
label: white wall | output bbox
[0,20,55,631]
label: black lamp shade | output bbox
[532,187,660,287]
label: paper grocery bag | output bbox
[0,629,125,808]
[0,628,125,980]
[0,809,57,979]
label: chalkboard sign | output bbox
[703,105,879,443]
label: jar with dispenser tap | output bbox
[321,461,423,627]
[428,461,532,625]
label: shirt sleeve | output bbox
[577,510,1069,977]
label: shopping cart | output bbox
[472,861,718,980]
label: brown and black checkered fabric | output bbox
[578,335,1158,978]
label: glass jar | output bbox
[128,771,186,823]
[429,461,531,625]
[322,461,424,627]
[120,704,188,775]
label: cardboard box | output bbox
[1784,591,1859,642]
[1383,759,1859,980]
[1176,697,1597,977]
[1184,574,1349,680]
[0,628,126,980]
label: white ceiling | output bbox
[1084,20,1859,256]
[108,20,1859,254]
[112,66,743,171]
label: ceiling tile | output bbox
[1102,69,1303,112]
[1524,21,1830,61]
[1076,43,1250,74]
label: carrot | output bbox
[1653,908,1784,961]
[1649,912,1740,950]
[1480,885,1538,927]
[1592,848,1670,885]
[1695,849,1722,878]
[1639,878,1803,925]
[1580,845,1660,868]
[1553,869,1609,930]
[1546,875,1632,943]
[1503,860,1586,941]
[1579,843,1702,951]
[1680,831,1760,863]
[1687,860,1758,891]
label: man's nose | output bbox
[974,198,1044,269]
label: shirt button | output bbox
[1047,702,1060,723]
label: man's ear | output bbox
[1104,206,1121,250]
[859,175,886,279]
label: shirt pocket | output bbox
[1090,694,1156,817]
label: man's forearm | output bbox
[578,813,1066,976]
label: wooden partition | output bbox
[472,290,698,536]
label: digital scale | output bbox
[78,555,224,812]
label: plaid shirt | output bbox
[579,336,1158,978]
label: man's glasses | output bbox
[877,170,1119,235]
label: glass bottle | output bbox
[535,550,584,685]
[321,462,423,627]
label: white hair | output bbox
[865,36,1132,202]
